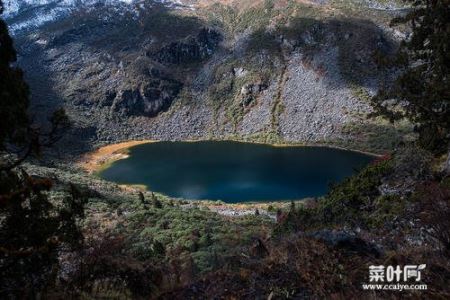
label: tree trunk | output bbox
[445,147,450,174]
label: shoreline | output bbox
[77,140,154,174]
[214,138,383,158]
[77,138,383,175]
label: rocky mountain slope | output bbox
[5,0,411,155]
[3,0,192,32]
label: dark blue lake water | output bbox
[99,141,374,203]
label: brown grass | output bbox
[77,140,154,174]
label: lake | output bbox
[99,141,374,203]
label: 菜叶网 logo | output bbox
[362,264,427,291]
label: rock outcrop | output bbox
[153,28,222,64]
[110,77,182,117]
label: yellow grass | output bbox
[77,140,154,174]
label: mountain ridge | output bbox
[8,0,411,156]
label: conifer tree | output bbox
[0,1,29,152]
[372,0,450,152]
[0,2,84,296]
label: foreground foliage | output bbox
[162,145,449,298]
[372,0,450,152]
[0,1,83,297]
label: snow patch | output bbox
[2,0,191,34]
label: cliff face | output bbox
[153,28,222,64]
[7,0,410,154]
